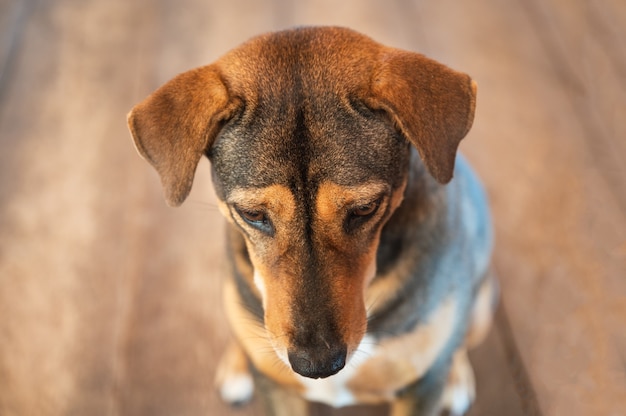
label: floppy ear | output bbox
[367,49,477,184]
[127,66,236,206]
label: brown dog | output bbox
[128,26,496,415]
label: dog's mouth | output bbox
[286,343,348,379]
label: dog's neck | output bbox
[376,149,446,275]
[368,148,452,337]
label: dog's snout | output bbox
[287,344,347,379]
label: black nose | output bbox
[287,344,347,379]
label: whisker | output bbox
[186,199,221,212]
[230,299,265,325]
[365,289,387,318]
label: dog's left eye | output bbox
[240,209,265,222]
[351,201,379,217]
[345,199,382,233]
[235,207,274,235]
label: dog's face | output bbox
[128,27,476,379]
[210,72,411,378]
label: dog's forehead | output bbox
[208,28,409,196]
[211,100,406,195]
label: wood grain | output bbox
[0,1,624,415]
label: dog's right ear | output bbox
[127,66,236,207]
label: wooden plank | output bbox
[0,0,29,100]
[0,0,127,413]
[5,0,624,415]
[520,0,626,213]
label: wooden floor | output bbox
[1,0,624,415]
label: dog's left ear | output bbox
[127,66,237,206]
[366,50,477,184]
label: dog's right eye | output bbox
[235,207,274,235]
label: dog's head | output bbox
[128,27,476,379]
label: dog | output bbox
[128,26,497,416]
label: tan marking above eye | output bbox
[316,181,390,224]
[227,185,296,226]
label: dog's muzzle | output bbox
[287,344,347,379]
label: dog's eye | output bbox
[235,207,274,235]
[345,199,382,233]
[240,209,265,222]
[351,201,379,217]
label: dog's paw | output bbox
[219,372,255,406]
[440,349,475,416]
[466,272,499,348]
[215,342,255,406]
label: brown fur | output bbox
[128,26,487,415]
[127,27,475,207]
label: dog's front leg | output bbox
[391,349,476,416]
[390,362,450,416]
[254,371,309,416]
[215,340,255,406]
[439,349,476,416]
